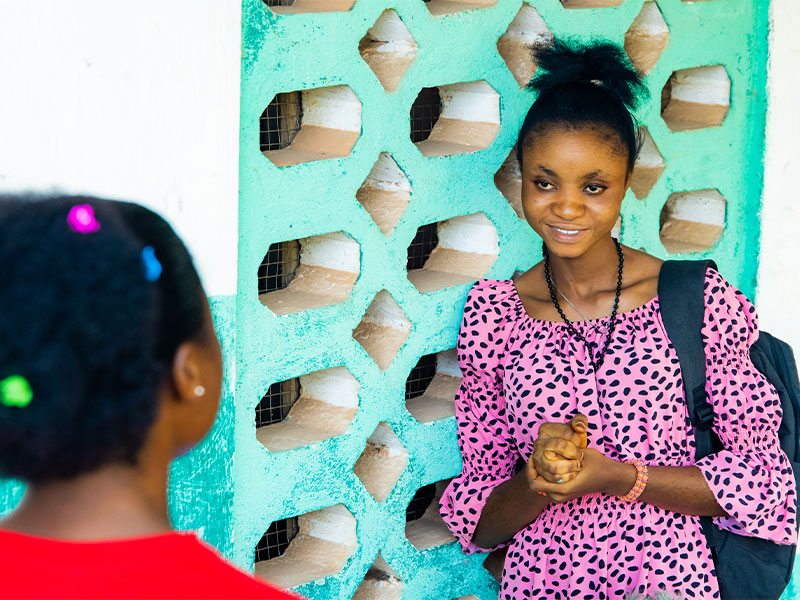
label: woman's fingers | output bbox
[570,413,588,432]
[536,436,582,460]
[538,457,581,475]
[536,470,578,485]
[569,413,589,448]
[538,422,574,440]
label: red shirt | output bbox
[0,530,301,599]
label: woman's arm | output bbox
[472,470,551,549]
[472,416,587,549]
[533,448,727,517]
[604,460,726,516]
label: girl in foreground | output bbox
[440,40,796,599]
[0,197,298,599]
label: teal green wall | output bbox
[168,296,237,554]
[238,0,772,598]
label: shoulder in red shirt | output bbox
[0,529,301,599]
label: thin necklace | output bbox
[551,281,611,334]
[543,238,624,371]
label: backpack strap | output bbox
[658,259,720,551]
[658,259,718,457]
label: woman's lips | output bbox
[546,224,589,244]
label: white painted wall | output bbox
[0,1,241,297]
[759,1,800,354]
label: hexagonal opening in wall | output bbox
[352,554,404,600]
[256,366,359,452]
[359,10,417,92]
[630,127,665,199]
[497,5,552,88]
[260,85,361,167]
[659,189,726,254]
[354,423,408,502]
[661,65,730,132]
[255,505,357,588]
[353,291,412,371]
[411,81,500,157]
[263,0,356,15]
[405,349,461,423]
[407,213,499,294]
[405,479,456,550]
[422,0,497,17]
[357,153,411,235]
[495,147,524,218]
[559,0,623,8]
[258,232,359,315]
[624,2,669,75]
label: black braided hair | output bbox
[516,38,649,172]
[0,196,207,482]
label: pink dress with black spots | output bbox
[440,270,796,599]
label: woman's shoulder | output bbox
[463,279,521,325]
[701,267,759,351]
[458,279,521,374]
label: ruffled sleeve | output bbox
[694,269,797,544]
[439,280,519,553]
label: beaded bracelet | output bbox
[618,459,648,502]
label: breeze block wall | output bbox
[0,0,775,598]
[236,0,770,598]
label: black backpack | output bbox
[658,260,800,600]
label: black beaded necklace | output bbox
[543,238,624,372]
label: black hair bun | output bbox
[529,38,647,110]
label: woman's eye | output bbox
[584,184,605,194]
[535,180,555,191]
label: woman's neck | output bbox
[547,236,621,301]
[1,462,172,540]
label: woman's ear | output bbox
[163,338,222,457]
[171,342,204,404]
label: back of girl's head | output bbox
[517,38,648,171]
[0,196,207,483]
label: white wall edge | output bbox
[758,0,800,356]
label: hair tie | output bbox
[0,375,33,408]
[66,204,101,234]
[141,246,162,282]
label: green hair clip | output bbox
[0,375,33,408]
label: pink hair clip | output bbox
[66,204,101,234]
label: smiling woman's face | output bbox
[521,124,630,259]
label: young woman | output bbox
[0,197,298,599]
[440,40,796,599]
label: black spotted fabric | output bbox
[439,270,796,599]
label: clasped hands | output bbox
[526,413,619,504]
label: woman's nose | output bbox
[551,190,585,220]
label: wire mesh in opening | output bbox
[410,87,442,143]
[258,240,301,295]
[406,223,439,271]
[406,483,437,522]
[255,517,300,562]
[255,379,301,427]
[405,353,437,400]
[260,92,302,152]
[264,0,294,6]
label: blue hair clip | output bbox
[141,246,162,282]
